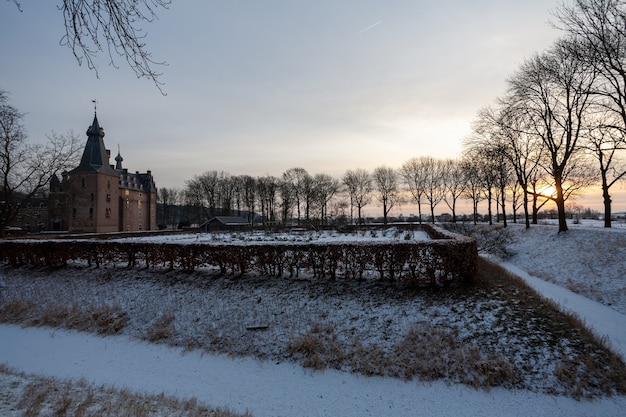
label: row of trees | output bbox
[159,155,549,229]
[465,0,626,232]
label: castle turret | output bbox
[115,146,124,170]
[72,114,117,175]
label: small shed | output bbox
[201,216,251,232]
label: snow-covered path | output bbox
[1,323,625,417]
[499,261,626,361]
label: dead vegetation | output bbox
[0,300,129,336]
[1,257,625,401]
[0,364,251,417]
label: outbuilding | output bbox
[200,216,250,232]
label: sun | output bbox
[537,185,557,198]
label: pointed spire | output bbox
[72,112,117,175]
[115,144,124,170]
[86,113,105,138]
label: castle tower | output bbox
[66,114,120,233]
[49,112,157,233]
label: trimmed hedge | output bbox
[0,225,477,286]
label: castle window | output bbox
[89,208,93,219]
[90,193,95,202]
[107,180,111,189]
[106,194,111,202]
[81,178,85,187]
[105,208,112,218]
[72,208,76,218]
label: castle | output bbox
[49,114,157,233]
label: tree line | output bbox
[157,156,548,229]
[465,0,626,232]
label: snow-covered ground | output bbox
[504,221,626,315]
[110,227,430,245]
[1,222,626,416]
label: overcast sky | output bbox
[2,1,563,190]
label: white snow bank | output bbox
[1,324,625,417]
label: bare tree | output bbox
[421,157,446,224]
[312,173,340,226]
[342,168,372,224]
[282,167,310,224]
[508,39,597,232]
[465,119,514,227]
[372,166,401,225]
[185,171,219,218]
[279,178,293,225]
[460,158,485,225]
[584,124,626,226]
[158,186,180,227]
[441,158,466,223]
[0,91,81,236]
[256,175,278,227]
[491,101,544,229]
[556,0,626,226]
[399,157,428,223]
[217,172,234,216]
[8,0,170,90]
[239,175,257,224]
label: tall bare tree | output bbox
[508,39,597,232]
[441,158,466,223]
[399,157,428,223]
[461,158,485,225]
[158,186,180,227]
[420,157,445,224]
[282,167,310,224]
[556,0,626,226]
[342,168,372,224]
[312,173,340,226]
[585,124,626,226]
[257,175,278,227]
[372,166,401,225]
[0,91,81,236]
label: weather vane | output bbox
[92,99,97,114]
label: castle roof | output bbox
[71,114,118,176]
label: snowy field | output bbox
[1,221,626,416]
[110,227,431,245]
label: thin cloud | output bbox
[354,20,382,36]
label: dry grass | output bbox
[145,312,176,342]
[0,300,129,335]
[1,364,252,417]
[287,320,519,390]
